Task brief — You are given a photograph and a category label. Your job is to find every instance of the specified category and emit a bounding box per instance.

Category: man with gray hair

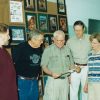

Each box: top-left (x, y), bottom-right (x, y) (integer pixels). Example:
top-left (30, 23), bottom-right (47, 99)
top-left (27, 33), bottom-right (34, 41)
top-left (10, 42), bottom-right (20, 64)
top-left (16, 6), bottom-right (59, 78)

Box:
top-left (13, 29), bottom-right (44, 100)
top-left (41, 30), bottom-right (74, 100)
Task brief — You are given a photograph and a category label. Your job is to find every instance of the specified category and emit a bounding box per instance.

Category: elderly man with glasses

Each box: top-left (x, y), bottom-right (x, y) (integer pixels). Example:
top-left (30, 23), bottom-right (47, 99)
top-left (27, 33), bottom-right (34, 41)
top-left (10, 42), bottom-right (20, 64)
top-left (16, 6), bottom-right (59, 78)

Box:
top-left (41, 30), bottom-right (74, 100)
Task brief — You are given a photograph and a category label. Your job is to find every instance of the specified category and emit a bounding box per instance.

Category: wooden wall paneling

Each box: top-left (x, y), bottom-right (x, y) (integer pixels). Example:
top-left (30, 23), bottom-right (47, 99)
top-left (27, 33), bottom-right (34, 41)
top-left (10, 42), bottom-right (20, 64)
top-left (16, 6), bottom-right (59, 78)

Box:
top-left (47, 2), bottom-right (57, 15)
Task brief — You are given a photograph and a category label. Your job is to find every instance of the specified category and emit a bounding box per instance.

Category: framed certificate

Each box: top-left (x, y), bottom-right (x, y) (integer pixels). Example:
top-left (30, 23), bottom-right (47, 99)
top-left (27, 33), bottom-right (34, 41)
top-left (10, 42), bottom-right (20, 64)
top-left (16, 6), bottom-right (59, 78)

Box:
top-left (9, 1), bottom-right (24, 24)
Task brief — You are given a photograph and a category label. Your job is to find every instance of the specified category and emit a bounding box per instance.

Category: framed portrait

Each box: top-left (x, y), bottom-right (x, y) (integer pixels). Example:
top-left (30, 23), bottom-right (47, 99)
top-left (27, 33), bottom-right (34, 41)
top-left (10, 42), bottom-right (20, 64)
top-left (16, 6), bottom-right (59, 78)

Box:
top-left (48, 15), bottom-right (58, 33)
top-left (9, 1), bottom-right (24, 24)
top-left (9, 26), bottom-right (26, 43)
top-left (25, 12), bottom-right (37, 31)
top-left (37, 0), bottom-right (47, 12)
top-left (24, 0), bottom-right (35, 11)
top-left (58, 15), bottom-right (68, 33)
top-left (38, 14), bottom-right (48, 32)
top-left (57, 0), bottom-right (66, 15)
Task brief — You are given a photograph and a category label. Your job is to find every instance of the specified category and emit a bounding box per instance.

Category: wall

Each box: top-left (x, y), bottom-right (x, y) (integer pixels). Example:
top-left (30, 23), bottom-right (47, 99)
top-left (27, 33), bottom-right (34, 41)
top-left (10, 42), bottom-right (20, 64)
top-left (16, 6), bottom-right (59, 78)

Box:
top-left (65, 0), bottom-right (100, 37)
top-left (47, 0), bottom-right (56, 2)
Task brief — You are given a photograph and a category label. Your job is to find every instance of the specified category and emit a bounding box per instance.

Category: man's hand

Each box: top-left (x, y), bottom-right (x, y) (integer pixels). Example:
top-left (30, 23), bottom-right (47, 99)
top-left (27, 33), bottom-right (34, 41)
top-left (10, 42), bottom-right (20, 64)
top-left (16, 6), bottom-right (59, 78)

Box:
top-left (52, 73), bottom-right (61, 79)
top-left (83, 83), bottom-right (88, 93)
top-left (75, 66), bottom-right (81, 73)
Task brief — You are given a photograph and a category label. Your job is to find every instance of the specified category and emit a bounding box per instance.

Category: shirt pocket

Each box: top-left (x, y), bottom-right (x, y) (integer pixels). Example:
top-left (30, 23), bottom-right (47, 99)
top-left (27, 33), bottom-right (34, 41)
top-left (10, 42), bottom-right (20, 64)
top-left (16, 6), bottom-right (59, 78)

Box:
top-left (62, 55), bottom-right (70, 66)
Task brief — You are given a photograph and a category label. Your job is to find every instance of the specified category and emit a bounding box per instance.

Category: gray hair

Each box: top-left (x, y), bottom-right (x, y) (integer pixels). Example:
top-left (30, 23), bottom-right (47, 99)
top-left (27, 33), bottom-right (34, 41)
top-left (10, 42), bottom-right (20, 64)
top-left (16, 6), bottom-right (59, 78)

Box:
top-left (53, 30), bottom-right (65, 38)
top-left (28, 29), bottom-right (43, 40)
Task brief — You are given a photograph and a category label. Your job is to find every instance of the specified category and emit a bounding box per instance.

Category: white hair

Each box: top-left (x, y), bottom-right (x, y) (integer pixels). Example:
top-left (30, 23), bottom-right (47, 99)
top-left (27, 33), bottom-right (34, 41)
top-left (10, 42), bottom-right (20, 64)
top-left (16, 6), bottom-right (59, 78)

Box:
top-left (53, 30), bottom-right (65, 38)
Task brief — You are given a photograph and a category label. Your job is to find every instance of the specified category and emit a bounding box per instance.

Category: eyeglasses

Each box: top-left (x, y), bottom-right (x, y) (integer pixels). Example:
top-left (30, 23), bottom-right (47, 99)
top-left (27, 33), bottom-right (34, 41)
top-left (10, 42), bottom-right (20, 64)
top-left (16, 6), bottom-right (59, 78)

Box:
top-left (54, 38), bottom-right (65, 42)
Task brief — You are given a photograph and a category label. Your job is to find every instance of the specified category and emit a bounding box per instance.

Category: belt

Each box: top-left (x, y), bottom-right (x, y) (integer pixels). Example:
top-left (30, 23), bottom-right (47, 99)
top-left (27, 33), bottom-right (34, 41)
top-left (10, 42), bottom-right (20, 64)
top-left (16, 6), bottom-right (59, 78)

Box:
top-left (75, 63), bottom-right (87, 66)
top-left (18, 75), bottom-right (38, 80)
top-left (49, 76), bottom-right (66, 79)
top-left (59, 77), bottom-right (66, 79)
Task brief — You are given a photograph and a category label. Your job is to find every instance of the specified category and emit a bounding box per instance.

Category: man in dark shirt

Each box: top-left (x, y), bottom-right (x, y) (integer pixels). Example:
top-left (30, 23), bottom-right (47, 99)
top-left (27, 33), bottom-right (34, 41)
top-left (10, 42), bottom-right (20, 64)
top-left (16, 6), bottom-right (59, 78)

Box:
top-left (13, 30), bottom-right (44, 100)
top-left (0, 23), bottom-right (18, 100)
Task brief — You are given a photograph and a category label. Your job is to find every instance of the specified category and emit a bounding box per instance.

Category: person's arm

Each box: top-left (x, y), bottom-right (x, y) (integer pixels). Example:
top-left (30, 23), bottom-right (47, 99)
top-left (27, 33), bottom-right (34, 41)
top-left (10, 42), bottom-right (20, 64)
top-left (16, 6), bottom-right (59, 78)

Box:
top-left (42, 67), bottom-right (52, 76)
top-left (83, 76), bottom-right (88, 93)
top-left (66, 44), bottom-right (75, 70)
top-left (43, 67), bottom-right (61, 79)
top-left (69, 49), bottom-right (75, 69)
top-left (11, 44), bottom-right (22, 73)
top-left (84, 62), bottom-right (89, 93)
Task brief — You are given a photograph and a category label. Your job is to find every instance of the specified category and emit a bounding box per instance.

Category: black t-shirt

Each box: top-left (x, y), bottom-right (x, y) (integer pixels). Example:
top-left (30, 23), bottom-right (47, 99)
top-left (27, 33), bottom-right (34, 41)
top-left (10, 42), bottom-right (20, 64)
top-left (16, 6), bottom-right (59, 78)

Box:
top-left (13, 42), bottom-right (43, 78)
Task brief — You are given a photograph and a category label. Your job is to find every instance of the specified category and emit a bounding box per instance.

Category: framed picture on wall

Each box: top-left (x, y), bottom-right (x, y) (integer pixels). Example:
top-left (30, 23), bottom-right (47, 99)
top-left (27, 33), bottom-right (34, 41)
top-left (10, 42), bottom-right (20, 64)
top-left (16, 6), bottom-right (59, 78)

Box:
top-left (25, 12), bottom-right (37, 32)
top-left (38, 14), bottom-right (48, 32)
top-left (58, 15), bottom-right (68, 33)
top-left (9, 26), bottom-right (26, 43)
top-left (57, 0), bottom-right (66, 15)
top-left (9, 1), bottom-right (24, 24)
top-left (48, 15), bottom-right (58, 33)
top-left (24, 0), bottom-right (35, 11)
top-left (37, 0), bottom-right (47, 12)
top-left (44, 34), bottom-right (53, 48)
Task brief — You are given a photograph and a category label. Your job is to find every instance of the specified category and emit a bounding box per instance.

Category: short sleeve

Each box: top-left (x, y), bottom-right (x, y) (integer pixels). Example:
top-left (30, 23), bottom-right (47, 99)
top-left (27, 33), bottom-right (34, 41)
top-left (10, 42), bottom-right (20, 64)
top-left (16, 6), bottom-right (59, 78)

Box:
top-left (41, 48), bottom-right (50, 68)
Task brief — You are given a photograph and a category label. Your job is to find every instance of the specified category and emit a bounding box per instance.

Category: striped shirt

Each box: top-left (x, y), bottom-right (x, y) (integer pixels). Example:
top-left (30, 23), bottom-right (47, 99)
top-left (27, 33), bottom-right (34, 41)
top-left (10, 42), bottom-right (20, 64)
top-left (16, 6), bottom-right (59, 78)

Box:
top-left (88, 51), bottom-right (100, 83)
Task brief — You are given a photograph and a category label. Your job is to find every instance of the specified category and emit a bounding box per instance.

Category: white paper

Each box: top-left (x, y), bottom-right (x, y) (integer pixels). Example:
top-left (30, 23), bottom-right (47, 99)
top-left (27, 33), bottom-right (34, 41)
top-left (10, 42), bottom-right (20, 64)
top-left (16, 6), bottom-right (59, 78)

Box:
top-left (10, 1), bottom-right (23, 23)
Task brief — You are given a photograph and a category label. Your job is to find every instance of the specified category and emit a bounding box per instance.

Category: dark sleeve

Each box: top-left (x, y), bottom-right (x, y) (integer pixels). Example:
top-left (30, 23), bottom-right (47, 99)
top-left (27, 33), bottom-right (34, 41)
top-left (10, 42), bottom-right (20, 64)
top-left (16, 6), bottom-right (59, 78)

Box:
top-left (11, 45), bottom-right (21, 63)
top-left (11, 44), bottom-right (23, 73)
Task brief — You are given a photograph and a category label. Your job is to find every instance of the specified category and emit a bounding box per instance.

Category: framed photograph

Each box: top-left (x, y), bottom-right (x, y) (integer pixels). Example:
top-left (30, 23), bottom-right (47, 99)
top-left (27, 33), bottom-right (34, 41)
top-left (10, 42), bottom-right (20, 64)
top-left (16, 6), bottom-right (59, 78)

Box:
top-left (9, 26), bottom-right (26, 43)
top-left (25, 12), bottom-right (37, 31)
top-left (9, 1), bottom-right (24, 23)
top-left (44, 34), bottom-right (53, 47)
top-left (58, 15), bottom-right (68, 33)
top-left (57, 0), bottom-right (66, 15)
top-left (38, 14), bottom-right (48, 32)
top-left (48, 15), bottom-right (58, 33)
top-left (24, 0), bottom-right (35, 11)
top-left (37, 0), bottom-right (47, 12)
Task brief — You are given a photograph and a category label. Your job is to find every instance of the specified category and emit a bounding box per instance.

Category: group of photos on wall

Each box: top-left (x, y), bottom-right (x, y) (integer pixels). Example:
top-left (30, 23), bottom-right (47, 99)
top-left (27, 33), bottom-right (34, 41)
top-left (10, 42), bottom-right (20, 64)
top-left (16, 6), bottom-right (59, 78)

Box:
top-left (25, 12), bottom-right (68, 33)
top-left (9, 0), bottom-right (68, 46)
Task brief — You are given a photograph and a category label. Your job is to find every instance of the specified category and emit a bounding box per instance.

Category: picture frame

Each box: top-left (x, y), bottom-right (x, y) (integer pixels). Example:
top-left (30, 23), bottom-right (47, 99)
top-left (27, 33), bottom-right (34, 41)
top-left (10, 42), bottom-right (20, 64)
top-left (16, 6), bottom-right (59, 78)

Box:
top-left (9, 1), bottom-right (24, 24)
top-left (37, 0), bottom-right (47, 12)
top-left (58, 15), bottom-right (68, 33)
top-left (25, 12), bottom-right (37, 32)
top-left (38, 14), bottom-right (48, 32)
top-left (9, 26), bottom-right (26, 44)
top-left (48, 15), bottom-right (58, 33)
top-left (57, 0), bottom-right (66, 15)
top-left (44, 34), bottom-right (53, 47)
top-left (24, 0), bottom-right (35, 11)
